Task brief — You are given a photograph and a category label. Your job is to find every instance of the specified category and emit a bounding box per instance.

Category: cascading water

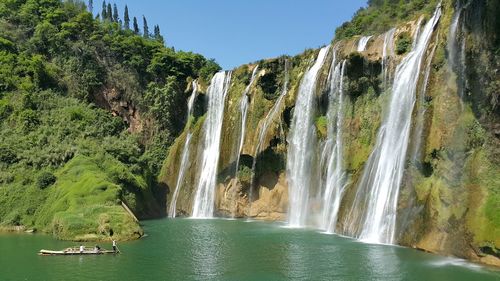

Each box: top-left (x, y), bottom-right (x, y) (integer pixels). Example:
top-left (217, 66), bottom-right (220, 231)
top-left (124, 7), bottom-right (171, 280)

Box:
top-left (412, 17), bottom-right (424, 49)
top-left (357, 36), bottom-right (372, 52)
top-left (230, 66), bottom-right (259, 217)
top-left (192, 71), bottom-right (232, 218)
top-left (287, 46), bottom-right (330, 227)
top-left (411, 40), bottom-right (438, 163)
top-left (320, 55), bottom-right (347, 233)
top-left (233, 66), bottom-right (259, 178)
top-left (168, 81), bottom-right (198, 218)
top-left (448, 0), bottom-right (471, 100)
top-left (382, 28), bottom-right (396, 89)
top-left (251, 60), bottom-right (289, 185)
top-left (247, 60), bottom-right (289, 209)
top-left (344, 6), bottom-right (441, 244)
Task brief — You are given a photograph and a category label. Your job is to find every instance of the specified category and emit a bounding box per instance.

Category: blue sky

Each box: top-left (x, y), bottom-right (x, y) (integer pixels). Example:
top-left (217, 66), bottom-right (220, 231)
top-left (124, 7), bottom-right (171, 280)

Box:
top-left (93, 0), bottom-right (367, 69)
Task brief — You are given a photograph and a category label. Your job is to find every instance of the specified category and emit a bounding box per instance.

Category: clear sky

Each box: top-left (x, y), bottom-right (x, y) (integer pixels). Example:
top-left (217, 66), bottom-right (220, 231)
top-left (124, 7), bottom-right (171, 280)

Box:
top-left (94, 0), bottom-right (367, 69)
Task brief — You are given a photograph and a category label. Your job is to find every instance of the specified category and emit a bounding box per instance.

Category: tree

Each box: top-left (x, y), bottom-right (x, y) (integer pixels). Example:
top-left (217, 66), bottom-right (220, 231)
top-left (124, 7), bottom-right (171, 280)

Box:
top-left (143, 16), bottom-right (149, 38)
top-left (133, 16), bottom-right (139, 34)
top-left (101, 1), bottom-right (107, 20)
top-left (107, 3), bottom-right (112, 21)
top-left (124, 5), bottom-right (130, 30)
top-left (88, 0), bottom-right (93, 13)
top-left (113, 3), bottom-right (119, 23)
top-left (153, 25), bottom-right (164, 43)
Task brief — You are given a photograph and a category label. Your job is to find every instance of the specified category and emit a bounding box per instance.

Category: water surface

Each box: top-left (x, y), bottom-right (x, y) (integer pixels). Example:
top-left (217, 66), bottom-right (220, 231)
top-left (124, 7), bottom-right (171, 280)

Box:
top-left (0, 219), bottom-right (498, 280)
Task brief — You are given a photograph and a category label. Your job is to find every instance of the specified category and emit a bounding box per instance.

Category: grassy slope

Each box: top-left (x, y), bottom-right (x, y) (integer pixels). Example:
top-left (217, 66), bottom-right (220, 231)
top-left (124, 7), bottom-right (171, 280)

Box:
top-left (0, 90), bottom-right (158, 240)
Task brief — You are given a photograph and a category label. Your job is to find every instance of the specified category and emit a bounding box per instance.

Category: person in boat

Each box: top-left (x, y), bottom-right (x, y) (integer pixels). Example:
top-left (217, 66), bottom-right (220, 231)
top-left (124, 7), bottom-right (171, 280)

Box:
top-left (94, 245), bottom-right (101, 253)
top-left (112, 240), bottom-right (117, 253)
top-left (79, 244), bottom-right (84, 253)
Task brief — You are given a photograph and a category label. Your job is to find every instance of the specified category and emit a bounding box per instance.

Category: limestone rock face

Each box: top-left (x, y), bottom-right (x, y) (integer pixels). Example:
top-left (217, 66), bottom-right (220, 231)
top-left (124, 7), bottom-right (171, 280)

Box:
top-left (215, 172), bottom-right (288, 221)
top-left (246, 172), bottom-right (288, 221)
top-left (93, 87), bottom-right (145, 133)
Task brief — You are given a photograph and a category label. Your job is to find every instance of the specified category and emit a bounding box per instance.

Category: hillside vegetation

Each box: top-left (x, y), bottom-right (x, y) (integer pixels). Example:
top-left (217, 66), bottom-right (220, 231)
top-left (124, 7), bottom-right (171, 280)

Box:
top-left (0, 0), bottom-right (219, 240)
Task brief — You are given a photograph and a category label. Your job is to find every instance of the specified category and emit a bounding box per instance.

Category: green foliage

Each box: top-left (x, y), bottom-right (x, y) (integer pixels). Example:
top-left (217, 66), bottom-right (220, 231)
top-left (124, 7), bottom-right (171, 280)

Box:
top-left (237, 165), bottom-right (253, 185)
top-left (0, 89), bottom-right (160, 238)
top-left (466, 120), bottom-right (486, 150)
top-left (345, 53), bottom-right (382, 98)
top-left (396, 32), bottom-right (412, 55)
top-left (34, 155), bottom-right (145, 240)
top-left (36, 171), bottom-right (56, 189)
top-left (315, 115), bottom-right (328, 139)
top-left (334, 0), bottom-right (438, 41)
top-left (258, 59), bottom-right (286, 100)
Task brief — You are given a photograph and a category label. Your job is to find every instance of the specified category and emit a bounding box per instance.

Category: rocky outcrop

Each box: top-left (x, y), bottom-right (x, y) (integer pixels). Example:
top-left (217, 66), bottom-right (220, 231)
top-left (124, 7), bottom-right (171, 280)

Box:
top-left (92, 87), bottom-right (145, 133)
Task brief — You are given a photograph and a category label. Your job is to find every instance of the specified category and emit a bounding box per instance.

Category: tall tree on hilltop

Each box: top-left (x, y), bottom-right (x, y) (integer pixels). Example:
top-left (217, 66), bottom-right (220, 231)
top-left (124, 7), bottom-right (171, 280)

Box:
top-left (124, 5), bottom-right (130, 30)
top-left (154, 25), bottom-right (164, 43)
top-left (133, 16), bottom-right (139, 34)
top-left (101, 1), bottom-right (107, 20)
top-left (88, 0), bottom-right (93, 13)
top-left (107, 3), bottom-right (112, 21)
top-left (143, 16), bottom-right (149, 38)
top-left (113, 3), bottom-right (119, 23)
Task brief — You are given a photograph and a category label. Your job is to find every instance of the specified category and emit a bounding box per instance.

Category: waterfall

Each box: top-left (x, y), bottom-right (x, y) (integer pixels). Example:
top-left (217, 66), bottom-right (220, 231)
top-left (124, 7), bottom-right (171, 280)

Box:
top-left (249, 60), bottom-right (289, 206)
top-left (192, 71), bottom-right (232, 218)
top-left (233, 66), bottom-right (259, 178)
top-left (344, 6), bottom-right (441, 244)
top-left (287, 46), bottom-right (330, 227)
top-left (253, 63), bottom-right (289, 158)
top-left (320, 55), bottom-right (347, 233)
top-left (231, 66), bottom-right (259, 217)
top-left (249, 60), bottom-right (289, 204)
top-left (357, 36), bottom-right (372, 52)
top-left (411, 39), bottom-right (438, 163)
top-left (412, 17), bottom-right (424, 49)
top-left (168, 81), bottom-right (198, 218)
top-left (382, 28), bottom-right (396, 90)
top-left (448, 0), bottom-right (471, 100)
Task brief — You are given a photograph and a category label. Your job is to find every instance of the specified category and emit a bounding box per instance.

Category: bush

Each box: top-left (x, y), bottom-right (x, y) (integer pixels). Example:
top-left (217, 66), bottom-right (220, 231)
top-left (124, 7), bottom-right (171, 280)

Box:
top-left (36, 171), bottom-right (56, 189)
top-left (315, 115), bottom-right (328, 139)
top-left (396, 32), bottom-right (412, 55)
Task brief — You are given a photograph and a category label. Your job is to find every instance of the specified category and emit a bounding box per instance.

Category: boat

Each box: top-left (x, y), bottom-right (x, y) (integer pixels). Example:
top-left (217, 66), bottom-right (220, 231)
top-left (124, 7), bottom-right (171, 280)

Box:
top-left (38, 246), bottom-right (119, 256)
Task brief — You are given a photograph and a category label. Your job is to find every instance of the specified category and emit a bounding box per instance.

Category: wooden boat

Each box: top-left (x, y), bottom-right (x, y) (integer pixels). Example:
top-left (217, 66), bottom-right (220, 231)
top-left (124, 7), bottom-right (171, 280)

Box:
top-left (39, 247), bottom-right (118, 256)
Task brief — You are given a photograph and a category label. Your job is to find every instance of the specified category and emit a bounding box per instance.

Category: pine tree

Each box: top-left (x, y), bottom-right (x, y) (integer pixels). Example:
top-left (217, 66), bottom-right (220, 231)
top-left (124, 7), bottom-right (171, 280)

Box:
top-left (153, 25), bottom-right (164, 43)
top-left (124, 5), bottom-right (130, 30)
top-left (133, 17), bottom-right (139, 34)
top-left (153, 25), bottom-right (159, 38)
top-left (101, 1), bottom-right (107, 20)
top-left (88, 0), bottom-right (93, 13)
top-left (107, 3), bottom-right (112, 21)
top-left (143, 16), bottom-right (149, 38)
top-left (113, 3), bottom-right (119, 23)
top-left (95, 13), bottom-right (100, 20)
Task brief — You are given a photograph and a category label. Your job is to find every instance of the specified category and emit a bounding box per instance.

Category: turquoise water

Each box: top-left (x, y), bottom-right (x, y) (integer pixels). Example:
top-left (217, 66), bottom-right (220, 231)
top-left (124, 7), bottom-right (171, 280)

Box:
top-left (0, 219), bottom-right (498, 280)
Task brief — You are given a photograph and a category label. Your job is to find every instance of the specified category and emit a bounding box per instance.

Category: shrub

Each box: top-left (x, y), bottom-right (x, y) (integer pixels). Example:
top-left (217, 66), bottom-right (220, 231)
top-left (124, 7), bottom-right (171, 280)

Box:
top-left (396, 32), bottom-right (412, 55)
top-left (36, 171), bottom-right (56, 189)
top-left (315, 115), bottom-right (328, 139)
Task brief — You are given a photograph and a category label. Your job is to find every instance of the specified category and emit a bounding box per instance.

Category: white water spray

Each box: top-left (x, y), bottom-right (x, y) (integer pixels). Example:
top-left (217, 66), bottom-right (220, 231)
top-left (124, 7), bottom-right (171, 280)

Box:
top-left (357, 36), bottom-right (373, 52)
top-left (320, 56), bottom-right (347, 233)
top-left (233, 66), bottom-right (259, 177)
top-left (192, 72), bottom-right (232, 218)
top-left (169, 81), bottom-right (198, 218)
top-left (287, 46), bottom-right (330, 227)
top-left (345, 6), bottom-right (441, 244)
